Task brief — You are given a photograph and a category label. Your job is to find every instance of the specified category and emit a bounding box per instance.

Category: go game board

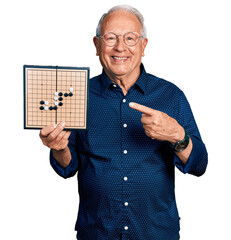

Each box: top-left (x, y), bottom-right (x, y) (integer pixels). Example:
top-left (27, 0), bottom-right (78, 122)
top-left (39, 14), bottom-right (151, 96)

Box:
top-left (24, 65), bottom-right (89, 130)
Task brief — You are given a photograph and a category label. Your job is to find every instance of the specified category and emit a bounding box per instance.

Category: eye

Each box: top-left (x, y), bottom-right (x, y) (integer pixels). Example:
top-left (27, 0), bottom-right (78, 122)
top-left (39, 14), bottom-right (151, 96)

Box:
top-left (108, 36), bottom-right (116, 40)
top-left (124, 33), bottom-right (138, 45)
top-left (104, 33), bottom-right (116, 41)
top-left (127, 37), bottom-right (134, 41)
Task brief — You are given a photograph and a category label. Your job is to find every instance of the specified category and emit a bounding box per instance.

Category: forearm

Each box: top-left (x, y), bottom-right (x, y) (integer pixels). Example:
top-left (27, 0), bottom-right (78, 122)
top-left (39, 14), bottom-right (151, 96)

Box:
top-left (52, 146), bottom-right (72, 168)
top-left (175, 137), bottom-right (193, 164)
top-left (169, 124), bottom-right (193, 165)
top-left (50, 131), bottom-right (79, 178)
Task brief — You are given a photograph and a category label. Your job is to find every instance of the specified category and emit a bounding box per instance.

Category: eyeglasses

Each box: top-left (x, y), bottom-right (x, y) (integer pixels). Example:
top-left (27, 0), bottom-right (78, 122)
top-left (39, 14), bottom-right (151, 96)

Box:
top-left (98, 32), bottom-right (143, 47)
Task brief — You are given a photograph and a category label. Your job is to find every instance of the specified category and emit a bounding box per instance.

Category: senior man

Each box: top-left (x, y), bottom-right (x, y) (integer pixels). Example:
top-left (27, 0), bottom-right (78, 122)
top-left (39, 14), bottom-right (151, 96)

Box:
top-left (40, 5), bottom-right (208, 240)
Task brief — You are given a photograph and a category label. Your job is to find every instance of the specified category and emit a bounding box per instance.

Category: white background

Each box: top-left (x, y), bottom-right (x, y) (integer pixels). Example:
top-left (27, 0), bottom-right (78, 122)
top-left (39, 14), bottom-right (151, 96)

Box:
top-left (0, 0), bottom-right (230, 239)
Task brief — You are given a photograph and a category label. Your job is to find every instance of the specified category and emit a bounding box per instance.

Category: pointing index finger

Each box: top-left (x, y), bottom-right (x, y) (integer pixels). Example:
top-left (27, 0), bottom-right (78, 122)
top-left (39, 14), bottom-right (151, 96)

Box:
top-left (129, 102), bottom-right (153, 116)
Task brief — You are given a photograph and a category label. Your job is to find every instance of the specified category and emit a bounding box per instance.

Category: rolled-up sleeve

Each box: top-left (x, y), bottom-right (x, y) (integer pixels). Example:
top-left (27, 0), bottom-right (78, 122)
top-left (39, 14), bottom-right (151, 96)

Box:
top-left (174, 90), bottom-right (208, 176)
top-left (50, 131), bottom-right (79, 178)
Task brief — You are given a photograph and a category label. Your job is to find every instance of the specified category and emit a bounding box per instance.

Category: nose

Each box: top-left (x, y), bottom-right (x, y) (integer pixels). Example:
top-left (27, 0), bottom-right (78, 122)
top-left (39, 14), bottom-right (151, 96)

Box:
top-left (114, 35), bottom-right (126, 51)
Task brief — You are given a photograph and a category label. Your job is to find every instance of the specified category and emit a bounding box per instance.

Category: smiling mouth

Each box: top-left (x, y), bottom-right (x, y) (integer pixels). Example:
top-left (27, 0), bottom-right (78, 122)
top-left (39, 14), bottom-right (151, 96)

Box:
top-left (112, 56), bottom-right (128, 61)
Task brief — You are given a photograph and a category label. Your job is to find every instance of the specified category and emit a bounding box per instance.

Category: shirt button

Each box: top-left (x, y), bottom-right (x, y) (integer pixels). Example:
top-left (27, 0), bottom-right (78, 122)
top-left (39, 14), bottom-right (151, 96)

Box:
top-left (123, 123), bottom-right (127, 128)
top-left (123, 99), bottom-right (126, 103)
top-left (124, 226), bottom-right (128, 230)
top-left (113, 84), bottom-right (117, 88)
top-left (124, 177), bottom-right (128, 181)
top-left (124, 202), bottom-right (128, 206)
top-left (123, 150), bottom-right (127, 154)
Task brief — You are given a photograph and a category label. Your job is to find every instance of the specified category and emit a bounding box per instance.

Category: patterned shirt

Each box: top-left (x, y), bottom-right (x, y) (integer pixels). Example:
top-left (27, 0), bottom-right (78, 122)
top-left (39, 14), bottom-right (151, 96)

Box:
top-left (50, 64), bottom-right (208, 240)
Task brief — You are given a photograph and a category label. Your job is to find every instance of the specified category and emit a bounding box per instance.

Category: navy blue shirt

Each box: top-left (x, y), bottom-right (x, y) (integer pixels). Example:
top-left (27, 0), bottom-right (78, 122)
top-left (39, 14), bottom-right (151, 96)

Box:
top-left (50, 64), bottom-right (208, 240)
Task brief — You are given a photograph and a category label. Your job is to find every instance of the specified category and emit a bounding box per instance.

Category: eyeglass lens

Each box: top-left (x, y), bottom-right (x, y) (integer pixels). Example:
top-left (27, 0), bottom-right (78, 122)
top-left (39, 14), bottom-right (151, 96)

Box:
top-left (103, 32), bottom-right (140, 46)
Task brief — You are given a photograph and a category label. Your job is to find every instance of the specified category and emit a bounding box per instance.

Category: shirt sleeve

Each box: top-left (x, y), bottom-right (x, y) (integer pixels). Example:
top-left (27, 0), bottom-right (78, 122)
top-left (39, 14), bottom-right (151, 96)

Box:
top-left (50, 131), bottom-right (79, 179)
top-left (174, 90), bottom-right (208, 176)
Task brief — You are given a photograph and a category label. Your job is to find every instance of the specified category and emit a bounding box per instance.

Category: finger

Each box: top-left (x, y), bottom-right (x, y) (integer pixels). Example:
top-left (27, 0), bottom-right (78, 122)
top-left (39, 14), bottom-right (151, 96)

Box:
top-left (52, 132), bottom-right (71, 151)
top-left (56, 139), bottom-right (69, 151)
top-left (141, 114), bottom-right (154, 125)
top-left (129, 102), bottom-right (153, 116)
top-left (46, 122), bottom-right (66, 142)
top-left (56, 131), bottom-right (71, 142)
top-left (144, 130), bottom-right (155, 140)
top-left (63, 131), bottom-right (72, 140)
top-left (55, 129), bottom-right (67, 142)
top-left (40, 124), bottom-right (57, 138)
top-left (143, 124), bottom-right (156, 133)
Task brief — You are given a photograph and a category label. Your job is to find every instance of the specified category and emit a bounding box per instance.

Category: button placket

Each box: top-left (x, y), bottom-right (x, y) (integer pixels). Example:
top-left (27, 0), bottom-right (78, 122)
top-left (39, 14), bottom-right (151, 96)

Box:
top-left (120, 96), bottom-right (131, 236)
top-left (121, 97), bottom-right (128, 157)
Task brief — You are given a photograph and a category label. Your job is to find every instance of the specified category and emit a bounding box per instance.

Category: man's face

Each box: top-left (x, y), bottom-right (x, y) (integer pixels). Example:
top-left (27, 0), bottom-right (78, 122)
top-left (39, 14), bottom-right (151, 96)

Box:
top-left (94, 10), bottom-right (148, 80)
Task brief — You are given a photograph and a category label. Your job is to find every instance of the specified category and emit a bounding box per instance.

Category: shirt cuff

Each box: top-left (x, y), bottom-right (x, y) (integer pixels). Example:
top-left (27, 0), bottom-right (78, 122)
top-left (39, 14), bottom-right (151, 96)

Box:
top-left (50, 147), bottom-right (78, 179)
top-left (174, 135), bottom-right (208, 176)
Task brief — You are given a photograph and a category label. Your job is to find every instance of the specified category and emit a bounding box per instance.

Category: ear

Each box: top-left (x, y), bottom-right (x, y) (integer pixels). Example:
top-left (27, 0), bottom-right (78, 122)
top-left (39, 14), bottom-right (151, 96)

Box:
top-left (93, 36), bottom-right (100, 56)
top-left (141, 38), bottom-right (148, 57)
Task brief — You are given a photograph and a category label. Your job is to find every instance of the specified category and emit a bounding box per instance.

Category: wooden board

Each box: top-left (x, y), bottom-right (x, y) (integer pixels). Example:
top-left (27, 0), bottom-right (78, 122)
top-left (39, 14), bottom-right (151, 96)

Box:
top-left (24, 65), bottom-right (89, 130)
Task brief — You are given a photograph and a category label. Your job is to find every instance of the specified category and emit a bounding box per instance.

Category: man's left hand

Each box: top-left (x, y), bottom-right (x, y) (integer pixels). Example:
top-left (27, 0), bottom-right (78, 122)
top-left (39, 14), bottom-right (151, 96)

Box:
top-left (129, 102), bottom-right (184, 144)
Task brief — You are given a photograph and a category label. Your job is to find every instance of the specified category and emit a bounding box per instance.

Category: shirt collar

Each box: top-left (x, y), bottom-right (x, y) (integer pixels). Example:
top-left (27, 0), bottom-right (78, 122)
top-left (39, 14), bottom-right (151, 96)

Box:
top-left (99, 63), bottom-right (148, 95)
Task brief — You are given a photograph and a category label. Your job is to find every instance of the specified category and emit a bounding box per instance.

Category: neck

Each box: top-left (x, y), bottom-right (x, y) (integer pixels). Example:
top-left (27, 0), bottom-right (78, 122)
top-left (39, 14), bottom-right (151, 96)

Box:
top-left (113, 76), bottom-right (137, 95)
top-left (105, 68), bottom-right (141, 96)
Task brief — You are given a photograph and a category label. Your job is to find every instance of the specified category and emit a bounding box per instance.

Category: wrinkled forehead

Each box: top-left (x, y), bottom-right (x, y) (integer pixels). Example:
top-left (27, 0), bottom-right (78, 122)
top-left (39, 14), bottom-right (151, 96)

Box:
top-left (100, 10), bottom-right (142, 35)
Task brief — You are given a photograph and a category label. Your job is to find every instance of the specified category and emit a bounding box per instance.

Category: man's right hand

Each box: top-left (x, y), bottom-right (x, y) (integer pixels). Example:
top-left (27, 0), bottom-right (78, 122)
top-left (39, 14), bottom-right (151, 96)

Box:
top-left (39, 122), bottom-right (72, 168)
top-left (39, 122), bottom-right (71, 151)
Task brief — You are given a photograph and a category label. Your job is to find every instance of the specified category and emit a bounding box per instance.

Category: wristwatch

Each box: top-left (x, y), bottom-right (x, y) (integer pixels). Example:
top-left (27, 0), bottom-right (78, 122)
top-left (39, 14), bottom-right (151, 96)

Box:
top-left (171, 129), bottom-right (190, 152)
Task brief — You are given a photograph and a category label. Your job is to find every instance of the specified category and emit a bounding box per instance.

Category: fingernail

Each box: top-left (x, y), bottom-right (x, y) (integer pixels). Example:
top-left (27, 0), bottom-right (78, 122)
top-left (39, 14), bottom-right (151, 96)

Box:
top-left (54, 124), bottom-right (57, 129)
top-left (129, 102), bottom-right (134, 107)
top-left (61, 121), bottom-right (66, 127)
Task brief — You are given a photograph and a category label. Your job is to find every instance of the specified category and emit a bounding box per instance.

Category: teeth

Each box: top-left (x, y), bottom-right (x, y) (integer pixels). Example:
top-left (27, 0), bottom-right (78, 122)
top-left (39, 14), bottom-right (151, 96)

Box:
top-left (113, 57), bottom-right (127, 60)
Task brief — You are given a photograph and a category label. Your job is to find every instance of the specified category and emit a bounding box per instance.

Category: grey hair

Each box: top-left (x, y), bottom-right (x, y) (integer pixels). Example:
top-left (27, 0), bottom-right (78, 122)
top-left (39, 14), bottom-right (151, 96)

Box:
top-left (96, 5), bottom-right (147, 38)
